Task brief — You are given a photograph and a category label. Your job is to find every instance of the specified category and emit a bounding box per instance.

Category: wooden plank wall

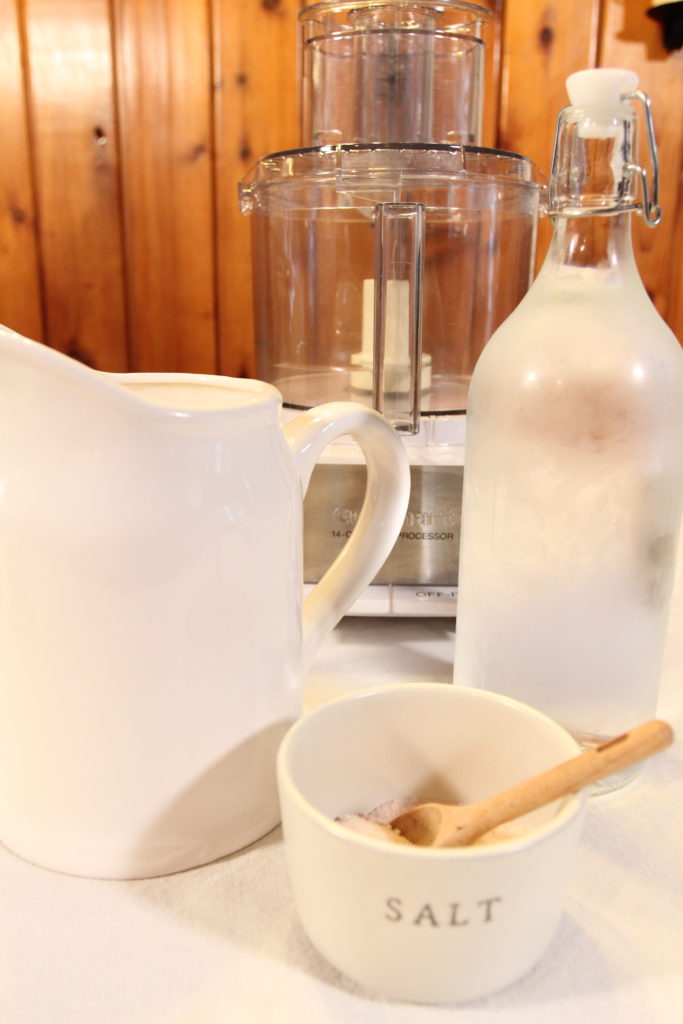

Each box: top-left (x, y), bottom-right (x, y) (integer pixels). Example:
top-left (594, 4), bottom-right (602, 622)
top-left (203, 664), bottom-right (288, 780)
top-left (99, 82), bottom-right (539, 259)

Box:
top-left (0, 0), bottom-right (681, 376)
top-left (499, 0), bottom-right (683, 336)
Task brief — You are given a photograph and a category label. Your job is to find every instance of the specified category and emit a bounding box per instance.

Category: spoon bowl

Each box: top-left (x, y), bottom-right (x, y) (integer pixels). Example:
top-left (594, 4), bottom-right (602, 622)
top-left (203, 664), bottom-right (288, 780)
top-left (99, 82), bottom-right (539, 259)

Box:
top-left (391, 718), bottom-right (674, 847)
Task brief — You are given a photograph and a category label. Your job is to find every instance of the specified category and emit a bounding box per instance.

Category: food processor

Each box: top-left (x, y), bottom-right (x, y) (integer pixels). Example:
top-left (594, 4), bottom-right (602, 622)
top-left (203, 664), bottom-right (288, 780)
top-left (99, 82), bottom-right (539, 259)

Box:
top-left (239, 0), bottom-right (545, 615)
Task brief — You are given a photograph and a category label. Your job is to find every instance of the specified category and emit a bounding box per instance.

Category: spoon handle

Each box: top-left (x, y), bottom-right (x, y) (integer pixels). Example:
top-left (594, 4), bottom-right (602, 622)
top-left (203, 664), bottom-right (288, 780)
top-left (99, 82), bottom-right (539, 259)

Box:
top-left (469, 718), bottom-right (673, 839)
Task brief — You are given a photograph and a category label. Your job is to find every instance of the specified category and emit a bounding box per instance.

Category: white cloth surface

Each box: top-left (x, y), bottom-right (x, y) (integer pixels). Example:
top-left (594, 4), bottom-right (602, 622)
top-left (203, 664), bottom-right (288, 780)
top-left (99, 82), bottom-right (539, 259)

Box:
top-left (2, 557), bottom-right (682, 1023)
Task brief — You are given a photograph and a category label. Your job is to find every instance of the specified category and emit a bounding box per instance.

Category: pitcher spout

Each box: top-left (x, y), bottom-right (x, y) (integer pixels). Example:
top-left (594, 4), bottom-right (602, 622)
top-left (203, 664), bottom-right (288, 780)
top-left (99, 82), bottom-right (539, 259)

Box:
top-left (0, 323), bottom-right (279, 419)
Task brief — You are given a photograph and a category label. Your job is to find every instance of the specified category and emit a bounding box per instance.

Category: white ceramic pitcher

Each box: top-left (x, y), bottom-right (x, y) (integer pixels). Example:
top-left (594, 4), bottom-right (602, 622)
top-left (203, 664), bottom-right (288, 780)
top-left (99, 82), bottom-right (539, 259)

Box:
top-left (0, 326), bottom-right (409, 879)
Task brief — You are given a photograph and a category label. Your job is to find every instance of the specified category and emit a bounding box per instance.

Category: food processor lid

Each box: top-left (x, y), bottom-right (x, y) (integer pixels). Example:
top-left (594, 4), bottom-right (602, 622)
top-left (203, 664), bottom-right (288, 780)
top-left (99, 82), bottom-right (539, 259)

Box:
top-left (299, 0), bottom-right (493, 27)
top-left (239, 143), bottom-right (546, 213)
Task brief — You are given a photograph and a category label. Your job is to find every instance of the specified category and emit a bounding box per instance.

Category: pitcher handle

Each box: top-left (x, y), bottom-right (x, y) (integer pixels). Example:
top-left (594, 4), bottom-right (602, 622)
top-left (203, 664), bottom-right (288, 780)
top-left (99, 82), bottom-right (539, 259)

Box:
top-left (285, 402), bottom-right (410, 672)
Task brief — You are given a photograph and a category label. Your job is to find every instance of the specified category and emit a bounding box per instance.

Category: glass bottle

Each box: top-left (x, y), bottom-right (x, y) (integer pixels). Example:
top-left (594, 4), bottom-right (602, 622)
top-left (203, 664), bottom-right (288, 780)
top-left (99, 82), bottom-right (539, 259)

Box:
top-left (453, 69), bottom-right (683, 788)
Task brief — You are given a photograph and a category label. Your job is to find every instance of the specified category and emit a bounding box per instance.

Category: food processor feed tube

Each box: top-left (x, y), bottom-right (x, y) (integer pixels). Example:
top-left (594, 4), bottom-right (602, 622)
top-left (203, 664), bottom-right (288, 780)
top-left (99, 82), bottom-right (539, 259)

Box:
top-left (300, 1), bottom-right (487, 147)
top-left (454, 69), bottom-right (683, 786)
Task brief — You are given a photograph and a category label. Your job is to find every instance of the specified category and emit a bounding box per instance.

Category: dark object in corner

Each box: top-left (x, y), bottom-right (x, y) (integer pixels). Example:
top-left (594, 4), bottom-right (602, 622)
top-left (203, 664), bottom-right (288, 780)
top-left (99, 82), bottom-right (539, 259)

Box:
top-left (647, 1), bottom-right (683, 51)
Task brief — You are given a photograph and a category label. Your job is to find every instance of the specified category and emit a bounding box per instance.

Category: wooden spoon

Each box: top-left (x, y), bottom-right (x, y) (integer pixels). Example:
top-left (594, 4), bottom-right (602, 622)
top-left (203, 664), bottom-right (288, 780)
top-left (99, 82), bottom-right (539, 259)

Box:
top-left (390, 718), bottom-right (674, 848)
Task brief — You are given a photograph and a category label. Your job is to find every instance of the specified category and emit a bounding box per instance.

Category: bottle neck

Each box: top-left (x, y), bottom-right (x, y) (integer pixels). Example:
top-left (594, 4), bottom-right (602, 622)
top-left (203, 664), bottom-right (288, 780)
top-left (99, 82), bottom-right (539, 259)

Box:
top-left (546, 211), bottom-right (636, 275)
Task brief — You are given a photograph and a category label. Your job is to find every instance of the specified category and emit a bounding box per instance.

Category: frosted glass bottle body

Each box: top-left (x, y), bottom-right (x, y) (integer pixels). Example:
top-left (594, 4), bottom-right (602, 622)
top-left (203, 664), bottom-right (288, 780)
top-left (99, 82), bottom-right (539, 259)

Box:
top-left (454, 215), bottom-right (683, 742)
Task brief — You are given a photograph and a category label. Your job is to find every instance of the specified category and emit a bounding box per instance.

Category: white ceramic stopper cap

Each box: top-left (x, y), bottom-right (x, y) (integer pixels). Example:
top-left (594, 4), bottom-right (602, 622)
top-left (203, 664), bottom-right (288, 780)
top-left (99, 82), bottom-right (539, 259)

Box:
top-left (566, 68), bottom-right (639, 108)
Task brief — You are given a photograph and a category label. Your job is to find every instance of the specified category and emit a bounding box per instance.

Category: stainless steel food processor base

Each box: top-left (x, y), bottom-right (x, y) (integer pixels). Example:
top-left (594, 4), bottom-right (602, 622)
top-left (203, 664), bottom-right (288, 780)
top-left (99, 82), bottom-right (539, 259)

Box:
top-left (304, 580), bottom-right (457, 617)
top-left (302, 456), bottom-right (462, 617)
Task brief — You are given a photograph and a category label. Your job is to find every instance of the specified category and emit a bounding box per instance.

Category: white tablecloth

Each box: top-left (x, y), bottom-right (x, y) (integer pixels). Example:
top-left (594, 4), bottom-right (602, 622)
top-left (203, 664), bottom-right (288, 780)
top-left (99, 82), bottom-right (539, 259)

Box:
top-left (2, 552), bottom-right (682, 1023)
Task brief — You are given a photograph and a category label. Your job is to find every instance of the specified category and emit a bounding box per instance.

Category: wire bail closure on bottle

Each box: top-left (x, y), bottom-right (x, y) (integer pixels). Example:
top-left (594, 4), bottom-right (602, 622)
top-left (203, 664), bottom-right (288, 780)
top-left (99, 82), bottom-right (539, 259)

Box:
top-left (623, 90), bottom-right (662, 226)
top-left (549, 85), bottom-right (662, 227)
